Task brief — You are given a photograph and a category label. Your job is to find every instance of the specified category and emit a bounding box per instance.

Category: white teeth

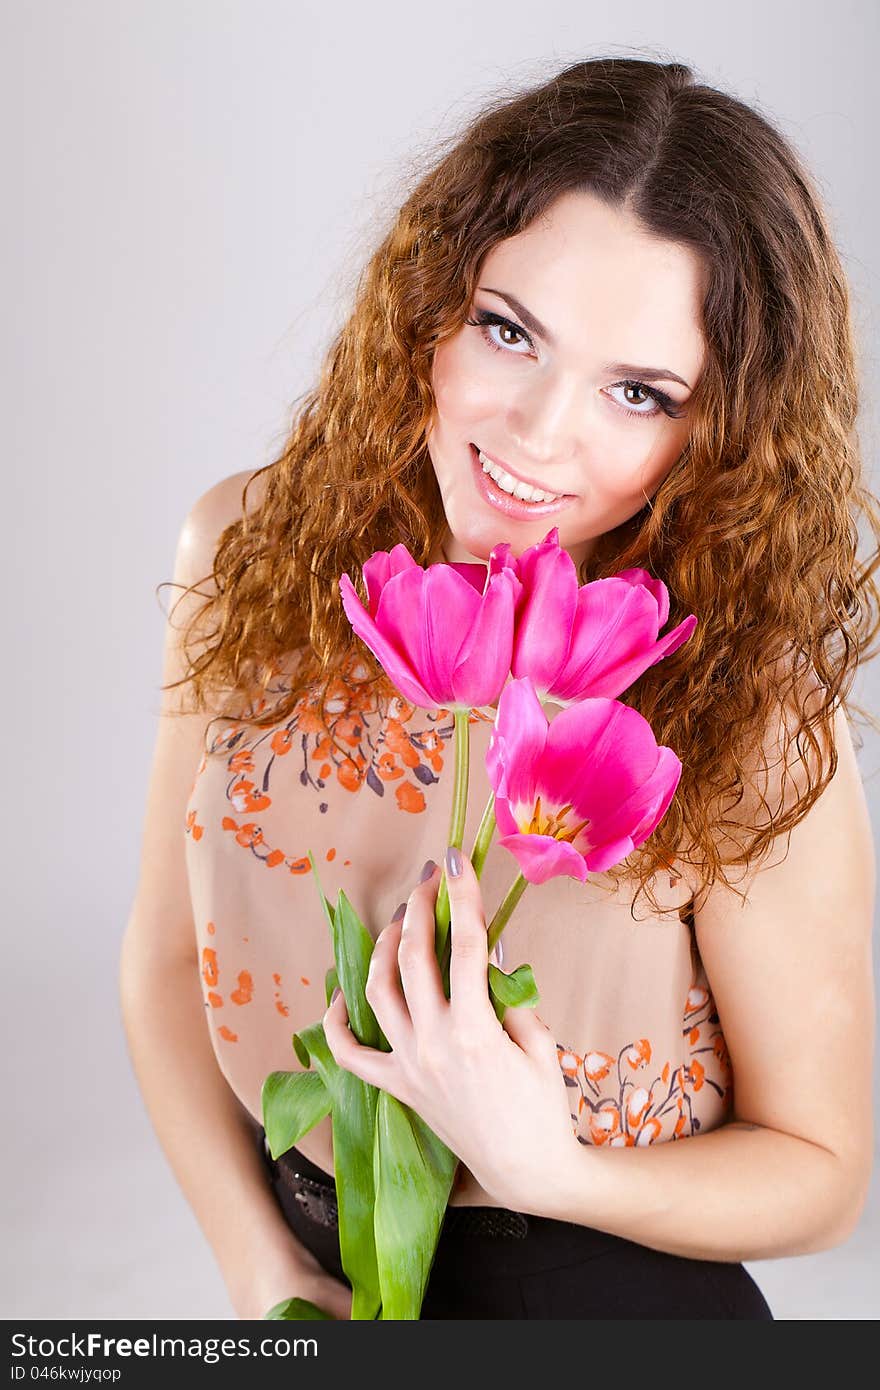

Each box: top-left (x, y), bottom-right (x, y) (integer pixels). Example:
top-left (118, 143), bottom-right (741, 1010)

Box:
top-left (477, 449), bottom-right (563, 503)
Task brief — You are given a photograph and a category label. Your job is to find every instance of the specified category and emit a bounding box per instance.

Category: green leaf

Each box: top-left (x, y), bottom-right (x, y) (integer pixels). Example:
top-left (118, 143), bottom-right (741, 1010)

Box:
top-left (293, 1020), bottom-right (382, 1321)
top-left (372, 1091), bottom-right (459, 1320)
top-left (333, 889), bottom-right (387, 1051)
top-left (263, 1296), bottom-right (335, 1320)
top-left (291, 1030), bottom-right (311, 1069)
top-left (324, 965), bottom-right (339, 1007)
top-left (261, 1070), bottom-right (332, 1160)
top-left (487, 960), bottom-right (540, 1021)
top-left (307, 848), bottom-right (338, 939)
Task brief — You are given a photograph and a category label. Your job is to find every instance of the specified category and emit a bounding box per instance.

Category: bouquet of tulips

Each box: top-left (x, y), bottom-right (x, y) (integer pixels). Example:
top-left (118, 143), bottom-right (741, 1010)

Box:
top-left (260, 526), bottom-right (696, 1320)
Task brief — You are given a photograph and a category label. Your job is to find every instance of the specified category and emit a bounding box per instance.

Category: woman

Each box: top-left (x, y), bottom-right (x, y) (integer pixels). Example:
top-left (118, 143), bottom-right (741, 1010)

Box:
top-left (120, 56), bottom-right (878, 1320)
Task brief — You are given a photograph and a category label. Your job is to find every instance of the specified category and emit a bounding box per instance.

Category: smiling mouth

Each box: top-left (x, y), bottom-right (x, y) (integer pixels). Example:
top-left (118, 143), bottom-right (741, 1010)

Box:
top-left (470, 443), bottom-right (577, 500)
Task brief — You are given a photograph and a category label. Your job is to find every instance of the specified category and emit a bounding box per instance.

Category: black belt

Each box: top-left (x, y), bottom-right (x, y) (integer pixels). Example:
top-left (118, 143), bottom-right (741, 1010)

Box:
top-left (266, 1139), bottom-right (529, 1240)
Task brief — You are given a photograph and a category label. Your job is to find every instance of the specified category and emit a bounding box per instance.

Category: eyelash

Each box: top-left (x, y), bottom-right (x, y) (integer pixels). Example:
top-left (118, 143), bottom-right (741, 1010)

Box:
top-left (463, 309), bottom-right (686, 421)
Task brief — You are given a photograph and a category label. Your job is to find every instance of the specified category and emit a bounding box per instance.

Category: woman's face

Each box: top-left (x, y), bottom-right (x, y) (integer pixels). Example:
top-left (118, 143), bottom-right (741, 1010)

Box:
top-left (425, 188), bottom-right (708, 570)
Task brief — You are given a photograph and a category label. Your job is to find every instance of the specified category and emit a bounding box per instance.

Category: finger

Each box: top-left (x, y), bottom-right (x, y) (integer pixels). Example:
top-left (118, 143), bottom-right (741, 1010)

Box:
top-left (501, 1002), bottom-right (558, 1060)
top-left (396, 872), bottom-right (448, 1033)
top-left (443, 845), bottom-right (495, 1023)
top-left (363, 917), bottom-right (413, 1050)
top-left (322, 989), bottom-right (398, 1091)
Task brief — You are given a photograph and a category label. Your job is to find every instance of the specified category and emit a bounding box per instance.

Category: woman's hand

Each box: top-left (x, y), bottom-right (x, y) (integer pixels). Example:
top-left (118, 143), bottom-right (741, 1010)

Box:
top-left (322, 850), bottom-right (577, 1214)
top-left (235, 1242), bottom-right (353, 1321)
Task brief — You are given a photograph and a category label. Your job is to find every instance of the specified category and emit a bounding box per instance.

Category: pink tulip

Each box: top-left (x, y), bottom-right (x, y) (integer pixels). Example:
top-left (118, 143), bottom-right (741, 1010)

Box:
top-left (339, 542), bottom-right (521, 712)
top-left (511, 528), bottom-right (697, 704)
top-left (485, 676), bottom-right (682, 882)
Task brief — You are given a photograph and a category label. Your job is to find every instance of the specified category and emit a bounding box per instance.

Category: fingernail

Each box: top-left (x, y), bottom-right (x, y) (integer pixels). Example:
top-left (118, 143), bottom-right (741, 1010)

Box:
top-left (418, 859), bottom-right (437, 883)
top-left (331, 986), bottom-right (341, 1003)
top-left (391, 901), bottom-right (407, 921)
top-left (445, 845), bottom-right (462, 878)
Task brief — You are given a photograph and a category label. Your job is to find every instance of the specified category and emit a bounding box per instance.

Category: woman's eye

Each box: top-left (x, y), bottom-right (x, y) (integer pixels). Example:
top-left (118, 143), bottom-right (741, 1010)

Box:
top-left (465, 311), bottom-right (684, 421)
top-left (607, 381), bottom-right (685, 421)
top-left (465, 311), bottom-right (533, 354)
top-left (607, 382), bottom-right (663, 417)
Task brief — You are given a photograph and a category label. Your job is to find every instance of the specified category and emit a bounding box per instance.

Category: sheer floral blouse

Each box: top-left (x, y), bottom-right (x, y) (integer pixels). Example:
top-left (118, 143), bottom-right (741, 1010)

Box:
top-left (184, 649), bottom-right (733, 1152)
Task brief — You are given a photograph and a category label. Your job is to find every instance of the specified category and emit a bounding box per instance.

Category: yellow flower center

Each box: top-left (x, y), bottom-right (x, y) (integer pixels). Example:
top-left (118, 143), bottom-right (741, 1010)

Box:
top-left (517, 794), bottom-right (589, 845)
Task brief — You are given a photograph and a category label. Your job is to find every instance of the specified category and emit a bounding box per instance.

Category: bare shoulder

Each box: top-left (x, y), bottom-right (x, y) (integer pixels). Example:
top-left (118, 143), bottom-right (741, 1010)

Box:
top-left (177, 466), bottom-right (270, 576)
top-left (693, 656), bottom-right (876, 935)
top-left (123, 467), bottom-right (274, 957)
top-left (703, 661), bottom-right (871, 891)
top-left (158, 467), bottom-right (273, 714)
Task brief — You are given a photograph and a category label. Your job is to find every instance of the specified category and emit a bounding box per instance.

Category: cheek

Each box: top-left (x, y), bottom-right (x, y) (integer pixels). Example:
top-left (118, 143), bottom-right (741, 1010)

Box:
top-left (574, 425), bottom-right (688, 521)
top-left (432, 339), bottom-right (496, 425)
top-left (610, 419), bottom-right (689, 492)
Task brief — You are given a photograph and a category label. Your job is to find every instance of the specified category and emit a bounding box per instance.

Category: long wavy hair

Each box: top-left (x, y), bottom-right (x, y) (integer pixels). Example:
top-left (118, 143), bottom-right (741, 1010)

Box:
top-left (161, 54), bottom-right (880, 921)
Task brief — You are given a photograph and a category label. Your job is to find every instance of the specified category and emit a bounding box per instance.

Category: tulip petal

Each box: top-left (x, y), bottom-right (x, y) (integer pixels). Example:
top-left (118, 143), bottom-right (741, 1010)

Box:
top-left (649, 613), bottom-right (698, 664)
top-left (339, 573), bottom-right (437, 709)
top-left (488, 541), bottom-right (518, 581)
top-left (492, 793), bottom-right (520, 840)
top-left (615, 567), bottom-right (670, 628)
top-left (511, 539), bottom-right (578, 692)
top-left (490, 678), bottom-right (551, 807)
top-left (363, 544), bottom-right (420, 616)
top-left (446, 561), bottom-right (489, 593)
top-left (596, 745), bottom-right (682, 848)
top-left (451, 568), bottom-right (519, 706)
top-left (582, 833), bottom-right (640, 873)
top-left (496, 831), bottom-right (589, 884)
top-left (419, 565), bottom-right (484, 695)
top-left (486, 729), bottom-right (511, 800)
top-left (576, 614), bottom-right (698, 700)
top-left (369, 567), bottom-right (465, 703)
top-left (552, 580), bottom-right (661, 701)
top-left (534, 699), bottom-right (657, 824)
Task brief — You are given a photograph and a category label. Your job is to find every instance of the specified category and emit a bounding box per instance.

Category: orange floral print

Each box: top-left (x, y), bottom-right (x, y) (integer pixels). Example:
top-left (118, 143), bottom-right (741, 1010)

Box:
top-left (185, 651), bottom-right (495, 874)
top-left (201, 948), bottom-right (218, 989)
top-left (230, 971), bottom-right (253, 1006)
top-left (187, 652), bottom-right (734, 1148)
top-left (273, 971), bottom-right (290, 1018)
top-left (557, 980), bottom-right (732, 1147)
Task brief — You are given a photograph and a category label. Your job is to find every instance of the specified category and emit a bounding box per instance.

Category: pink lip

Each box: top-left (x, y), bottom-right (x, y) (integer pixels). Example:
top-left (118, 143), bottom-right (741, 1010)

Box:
top-left (472, 444), bottom-right (577, 498)
top-left (469, 444), bottom-right (577, 521)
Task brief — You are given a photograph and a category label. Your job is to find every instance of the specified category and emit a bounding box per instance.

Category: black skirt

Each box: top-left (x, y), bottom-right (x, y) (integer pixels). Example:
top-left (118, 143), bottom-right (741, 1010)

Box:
top-left (249, 1114), bottom-right (773, 1320)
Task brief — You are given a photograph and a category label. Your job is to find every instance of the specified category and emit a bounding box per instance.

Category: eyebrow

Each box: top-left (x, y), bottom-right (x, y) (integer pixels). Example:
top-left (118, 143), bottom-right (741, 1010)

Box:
top-left (478, 286), bottom-right (693, 389)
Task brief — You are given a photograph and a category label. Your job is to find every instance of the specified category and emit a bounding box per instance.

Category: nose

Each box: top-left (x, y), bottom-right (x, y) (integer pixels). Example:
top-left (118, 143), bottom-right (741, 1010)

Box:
top-left (505, 371), bottom-right (582, 473)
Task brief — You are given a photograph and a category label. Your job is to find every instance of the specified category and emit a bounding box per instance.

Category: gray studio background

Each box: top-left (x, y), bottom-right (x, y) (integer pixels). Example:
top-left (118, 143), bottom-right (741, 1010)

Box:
top-left (3, 0), bottom-right (877, 1320)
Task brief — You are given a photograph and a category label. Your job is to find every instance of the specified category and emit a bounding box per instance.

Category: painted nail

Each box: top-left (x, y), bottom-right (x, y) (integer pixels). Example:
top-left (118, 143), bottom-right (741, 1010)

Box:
top-left (391, 901), bottom-right (407, 922)
top-left (331, 986), bottom-right (341, 1003)
top-left (419, 859), bottom-right (437, 882)
top-left (445, 845), bottom-right (462, 878)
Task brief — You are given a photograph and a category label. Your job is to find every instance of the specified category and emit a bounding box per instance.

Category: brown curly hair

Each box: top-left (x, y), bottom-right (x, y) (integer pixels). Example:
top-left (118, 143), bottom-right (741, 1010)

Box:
top-left (159, 54), bottom-right (880, 921)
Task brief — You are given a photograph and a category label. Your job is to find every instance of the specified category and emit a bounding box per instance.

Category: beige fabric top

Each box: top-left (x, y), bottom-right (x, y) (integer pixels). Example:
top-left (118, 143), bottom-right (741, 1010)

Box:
top-left (184, 649), bottom-right (733, 1153)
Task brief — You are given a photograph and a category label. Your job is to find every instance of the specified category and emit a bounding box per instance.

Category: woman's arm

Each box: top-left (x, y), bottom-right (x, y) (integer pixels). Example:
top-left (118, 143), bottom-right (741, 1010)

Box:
top-left (540, 1118), bottom-right (856, 1261)
top-left (539, 697), bottom-right (875, 1261)
top-left (120, 932), bottom-right (343, 1317)
top-left (321, 681), bottom-right (873, 1267)
top-left (121, 473), bottom-right (351, 1320)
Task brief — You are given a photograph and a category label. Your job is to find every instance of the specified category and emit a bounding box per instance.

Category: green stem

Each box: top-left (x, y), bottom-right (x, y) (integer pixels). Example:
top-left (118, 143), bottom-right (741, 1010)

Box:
top-left (485, 872), bottom-right (529, 955)
top-left (469, 792), bottom-right (497, 881)
top-left (434, 708), bottom-right (470, 993)
top-left (439, 789), bottom-right (498, 993)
